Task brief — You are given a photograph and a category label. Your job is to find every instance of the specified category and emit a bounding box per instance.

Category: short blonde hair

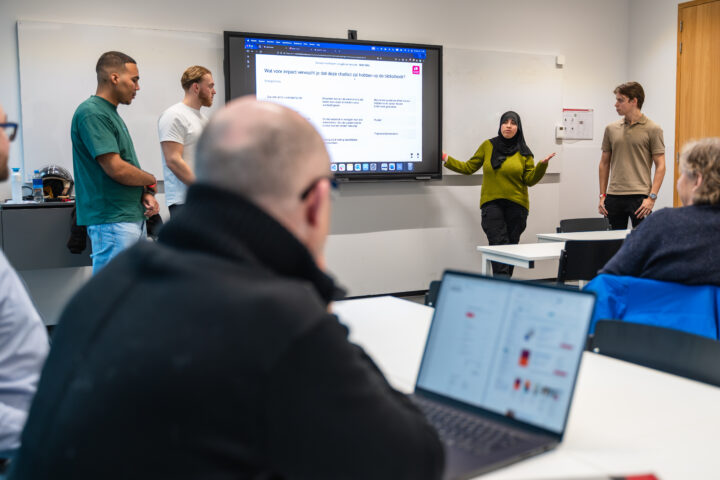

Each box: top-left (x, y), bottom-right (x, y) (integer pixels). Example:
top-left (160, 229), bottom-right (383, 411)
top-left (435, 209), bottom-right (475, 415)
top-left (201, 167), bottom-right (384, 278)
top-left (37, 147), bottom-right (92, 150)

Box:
top-left (680, 137), bottom-right (720, 205)
top-left (181, 66), bottom-right (211, 91)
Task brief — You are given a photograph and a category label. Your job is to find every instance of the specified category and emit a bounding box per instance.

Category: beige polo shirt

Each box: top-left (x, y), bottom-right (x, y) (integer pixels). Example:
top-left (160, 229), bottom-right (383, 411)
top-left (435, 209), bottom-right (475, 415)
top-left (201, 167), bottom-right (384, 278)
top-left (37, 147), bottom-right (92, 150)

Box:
top-left (601, 114), bottom-right (665, 195)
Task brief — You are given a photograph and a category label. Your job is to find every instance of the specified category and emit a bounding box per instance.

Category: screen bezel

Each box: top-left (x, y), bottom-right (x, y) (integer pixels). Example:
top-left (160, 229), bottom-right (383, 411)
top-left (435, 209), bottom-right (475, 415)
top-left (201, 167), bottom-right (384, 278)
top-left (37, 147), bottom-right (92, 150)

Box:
top-left (223, 31), bottom-right (443, 182)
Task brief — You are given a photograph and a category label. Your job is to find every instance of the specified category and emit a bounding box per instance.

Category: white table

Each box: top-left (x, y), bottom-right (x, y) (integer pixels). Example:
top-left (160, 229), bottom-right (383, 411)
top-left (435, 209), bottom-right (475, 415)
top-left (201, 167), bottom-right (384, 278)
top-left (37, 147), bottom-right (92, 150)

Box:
top-left (476, 242), bottom-right (565, 275)
top-left (476, 230), bottom-right (631, 276)
top-left (536, 229), bottom-right (631, 243)
top-left (333, 296), bottom-right (720, 480)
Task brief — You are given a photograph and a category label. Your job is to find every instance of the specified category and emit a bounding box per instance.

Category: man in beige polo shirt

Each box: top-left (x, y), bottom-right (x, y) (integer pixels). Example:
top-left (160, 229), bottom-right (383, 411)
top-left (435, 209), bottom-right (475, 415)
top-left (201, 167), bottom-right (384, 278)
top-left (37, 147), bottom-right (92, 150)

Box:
top-left (598, 81), bottom-right (666, 230)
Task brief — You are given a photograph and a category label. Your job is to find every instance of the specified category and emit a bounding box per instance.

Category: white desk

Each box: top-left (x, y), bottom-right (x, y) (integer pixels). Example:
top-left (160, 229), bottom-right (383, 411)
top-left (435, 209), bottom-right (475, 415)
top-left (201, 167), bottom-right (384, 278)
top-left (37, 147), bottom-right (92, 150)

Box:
top-left (476, 242), bottom-right (565, 275)
top-left (476, 230), bottom-right (631, 276)
top-left (536, 229), bottom-right (631, 243)
top-left (333, 296), bottom-right (720, 480)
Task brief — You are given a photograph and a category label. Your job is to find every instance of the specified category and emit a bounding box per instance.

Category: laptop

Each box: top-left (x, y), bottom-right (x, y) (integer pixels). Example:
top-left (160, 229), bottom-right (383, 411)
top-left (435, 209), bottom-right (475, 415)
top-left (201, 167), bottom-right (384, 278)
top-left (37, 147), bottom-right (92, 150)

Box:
top-left (413, 270), bottom-right (596, 480)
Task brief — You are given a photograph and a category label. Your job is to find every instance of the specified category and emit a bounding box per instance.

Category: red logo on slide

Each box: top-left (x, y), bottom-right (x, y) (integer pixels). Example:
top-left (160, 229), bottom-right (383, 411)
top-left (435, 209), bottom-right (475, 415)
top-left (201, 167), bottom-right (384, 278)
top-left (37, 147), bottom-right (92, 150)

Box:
top-left (412, 65), bottom-right (420, 74)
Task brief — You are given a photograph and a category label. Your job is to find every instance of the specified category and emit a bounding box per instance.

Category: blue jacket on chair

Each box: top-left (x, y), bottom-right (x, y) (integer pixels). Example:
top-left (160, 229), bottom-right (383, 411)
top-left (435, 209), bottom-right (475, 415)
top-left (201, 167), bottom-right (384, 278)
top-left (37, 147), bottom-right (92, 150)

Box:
top-left (584, 274), bottom-right (720, 340)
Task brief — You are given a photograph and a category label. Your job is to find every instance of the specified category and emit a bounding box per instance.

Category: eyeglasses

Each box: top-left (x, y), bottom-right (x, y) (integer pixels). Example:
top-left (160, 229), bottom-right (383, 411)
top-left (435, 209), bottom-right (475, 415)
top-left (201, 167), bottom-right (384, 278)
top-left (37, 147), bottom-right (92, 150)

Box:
top-left (299, 175), bottom-right (338, 200)
top-left (0, 123), bottom-right (18, 142)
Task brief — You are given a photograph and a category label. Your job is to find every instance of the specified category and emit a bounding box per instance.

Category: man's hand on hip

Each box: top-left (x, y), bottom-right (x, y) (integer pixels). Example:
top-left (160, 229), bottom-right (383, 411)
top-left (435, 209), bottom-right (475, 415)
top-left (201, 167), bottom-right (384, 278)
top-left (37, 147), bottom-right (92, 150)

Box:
top-left (634, 197), bottom-right (655, 219)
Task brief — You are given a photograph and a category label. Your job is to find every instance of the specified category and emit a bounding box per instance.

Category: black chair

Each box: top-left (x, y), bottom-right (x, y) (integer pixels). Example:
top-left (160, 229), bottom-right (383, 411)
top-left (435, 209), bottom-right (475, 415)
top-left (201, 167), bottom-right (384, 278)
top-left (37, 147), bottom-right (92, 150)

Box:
top-left (556, 217), bottom-right (610, 233)
top-left (590, 320), bottom-right (720, 387)
top-left (556, 239), bottom-right (624, 285)
top-left (424, 280), bottom-right (441, 307)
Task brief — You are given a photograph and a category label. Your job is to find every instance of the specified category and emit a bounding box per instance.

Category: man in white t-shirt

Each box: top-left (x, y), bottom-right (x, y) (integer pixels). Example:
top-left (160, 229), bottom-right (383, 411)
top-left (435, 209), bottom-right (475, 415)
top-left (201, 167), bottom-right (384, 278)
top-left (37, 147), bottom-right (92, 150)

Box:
top-left (158, 66), bottom-right (216, 216)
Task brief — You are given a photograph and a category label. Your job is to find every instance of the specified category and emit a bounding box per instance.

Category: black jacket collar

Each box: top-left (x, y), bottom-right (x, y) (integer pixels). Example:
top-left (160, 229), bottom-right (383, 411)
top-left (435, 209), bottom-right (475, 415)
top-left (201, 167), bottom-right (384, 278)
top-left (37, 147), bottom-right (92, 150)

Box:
top-left (158, 183), bottom-right (339, 304)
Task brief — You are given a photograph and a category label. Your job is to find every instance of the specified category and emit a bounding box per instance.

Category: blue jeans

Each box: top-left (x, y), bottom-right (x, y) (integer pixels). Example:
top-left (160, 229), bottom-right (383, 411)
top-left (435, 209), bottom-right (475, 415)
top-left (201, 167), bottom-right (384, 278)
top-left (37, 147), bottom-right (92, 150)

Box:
top-left (87, 221), bottom-right (146, 275)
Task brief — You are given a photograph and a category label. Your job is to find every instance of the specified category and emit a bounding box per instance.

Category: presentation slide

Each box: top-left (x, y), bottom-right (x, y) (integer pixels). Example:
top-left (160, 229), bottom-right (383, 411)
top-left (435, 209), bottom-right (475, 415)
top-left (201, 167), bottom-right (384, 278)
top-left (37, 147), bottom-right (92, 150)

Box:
top-left (224, 32), bottom-right (442, 180)
top-left (255, 54), bottom-right (423, 168)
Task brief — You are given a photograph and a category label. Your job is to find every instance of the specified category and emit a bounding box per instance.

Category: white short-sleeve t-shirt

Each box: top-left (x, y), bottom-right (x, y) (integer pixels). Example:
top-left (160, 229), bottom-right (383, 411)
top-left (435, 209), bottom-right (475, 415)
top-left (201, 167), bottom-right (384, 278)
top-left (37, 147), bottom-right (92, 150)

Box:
top-left (158, 103), bottom-right (208, 206)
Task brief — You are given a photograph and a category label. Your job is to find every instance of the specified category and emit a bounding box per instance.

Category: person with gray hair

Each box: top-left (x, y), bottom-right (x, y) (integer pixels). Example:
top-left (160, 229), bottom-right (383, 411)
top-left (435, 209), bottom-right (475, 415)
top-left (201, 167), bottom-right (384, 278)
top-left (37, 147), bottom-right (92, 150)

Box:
top-left (600, 137), bottom-right (720, 285)
top-left (10, 97), bottom-right (444, 480)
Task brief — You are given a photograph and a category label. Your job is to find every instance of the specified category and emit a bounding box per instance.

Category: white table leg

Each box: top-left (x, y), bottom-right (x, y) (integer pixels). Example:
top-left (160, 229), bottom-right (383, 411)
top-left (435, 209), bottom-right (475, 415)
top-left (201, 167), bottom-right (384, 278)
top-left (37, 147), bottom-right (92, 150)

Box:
top-left (482, 256), bottom-right (493, 276)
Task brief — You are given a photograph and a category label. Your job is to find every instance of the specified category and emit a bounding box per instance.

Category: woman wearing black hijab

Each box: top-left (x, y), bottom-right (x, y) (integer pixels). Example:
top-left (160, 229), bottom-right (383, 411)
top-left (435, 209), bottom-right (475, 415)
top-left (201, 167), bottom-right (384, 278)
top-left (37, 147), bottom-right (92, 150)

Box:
top-left (443, 111), bottom-right (555, 277)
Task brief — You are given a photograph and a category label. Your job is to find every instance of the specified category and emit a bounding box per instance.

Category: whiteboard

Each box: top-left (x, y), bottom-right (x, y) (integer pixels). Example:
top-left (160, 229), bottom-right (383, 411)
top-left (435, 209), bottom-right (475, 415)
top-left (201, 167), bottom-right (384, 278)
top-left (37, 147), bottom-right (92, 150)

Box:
top-left (17, 20), bottom-right (225, 182)
top-left (15, 25), bottom-right (565, 296)
top-left (442, 48), bottom-right (562, 174)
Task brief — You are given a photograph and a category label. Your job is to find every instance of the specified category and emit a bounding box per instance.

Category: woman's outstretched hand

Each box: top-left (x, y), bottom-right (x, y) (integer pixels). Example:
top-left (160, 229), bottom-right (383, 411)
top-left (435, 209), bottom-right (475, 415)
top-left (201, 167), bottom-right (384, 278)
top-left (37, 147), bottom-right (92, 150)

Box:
top-left (540, 152), bottom-right (556, 164)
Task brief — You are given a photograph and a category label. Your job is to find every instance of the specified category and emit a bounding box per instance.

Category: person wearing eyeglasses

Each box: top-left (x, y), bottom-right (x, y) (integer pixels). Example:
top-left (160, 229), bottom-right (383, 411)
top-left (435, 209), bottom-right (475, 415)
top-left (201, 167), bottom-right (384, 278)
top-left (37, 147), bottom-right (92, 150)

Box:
top-left (0, 103), bottom-right (49, 455)
top-left (10, 97), bottom-right (444, 480)
top-left (71, 51), bottom-right (160, 274)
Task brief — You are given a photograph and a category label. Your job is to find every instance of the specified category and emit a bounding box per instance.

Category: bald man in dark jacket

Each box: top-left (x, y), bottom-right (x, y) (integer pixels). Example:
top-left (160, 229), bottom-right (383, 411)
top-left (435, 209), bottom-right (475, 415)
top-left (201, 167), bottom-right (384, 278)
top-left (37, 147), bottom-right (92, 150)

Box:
top-left (10, 98), bottom-right (444, 479)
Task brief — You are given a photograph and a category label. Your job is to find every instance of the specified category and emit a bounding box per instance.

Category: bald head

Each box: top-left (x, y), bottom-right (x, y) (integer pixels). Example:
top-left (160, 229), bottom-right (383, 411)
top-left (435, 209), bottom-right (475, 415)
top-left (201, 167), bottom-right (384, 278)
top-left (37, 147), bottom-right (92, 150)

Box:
top-left (196, 97), bottom-right (330, 205)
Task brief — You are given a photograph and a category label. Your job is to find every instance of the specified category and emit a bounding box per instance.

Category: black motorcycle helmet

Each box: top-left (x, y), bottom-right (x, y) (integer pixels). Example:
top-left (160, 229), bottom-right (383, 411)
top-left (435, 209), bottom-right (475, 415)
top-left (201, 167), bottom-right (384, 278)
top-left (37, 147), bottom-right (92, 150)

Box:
top-left (40, 165), bottom-right (74, 199)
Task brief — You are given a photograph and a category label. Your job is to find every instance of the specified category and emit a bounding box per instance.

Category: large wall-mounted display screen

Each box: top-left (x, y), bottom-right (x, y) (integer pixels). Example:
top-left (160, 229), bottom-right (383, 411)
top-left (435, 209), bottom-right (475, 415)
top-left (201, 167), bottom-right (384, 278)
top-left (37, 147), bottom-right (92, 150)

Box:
top-left (224, 31), bottom-right (442, 181)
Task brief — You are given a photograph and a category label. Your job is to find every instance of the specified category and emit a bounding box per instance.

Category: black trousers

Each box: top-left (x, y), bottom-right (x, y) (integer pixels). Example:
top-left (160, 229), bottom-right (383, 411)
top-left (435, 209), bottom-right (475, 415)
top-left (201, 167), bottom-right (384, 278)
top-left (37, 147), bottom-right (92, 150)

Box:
top-left (169, 203), bottom-right (184, 218)
top-left (605, 194), bottom-right (646, 230)
top-left (481, 199), bottom-right (528, 277)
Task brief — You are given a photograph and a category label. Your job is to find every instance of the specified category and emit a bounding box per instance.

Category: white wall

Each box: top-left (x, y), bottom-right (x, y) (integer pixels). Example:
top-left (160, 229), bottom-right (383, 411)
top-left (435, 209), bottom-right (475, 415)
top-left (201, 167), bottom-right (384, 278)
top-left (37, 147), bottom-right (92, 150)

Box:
top-left (0, 0), bottom-right (683, 304)
top-left (628, 0), bottom-right (679, 209)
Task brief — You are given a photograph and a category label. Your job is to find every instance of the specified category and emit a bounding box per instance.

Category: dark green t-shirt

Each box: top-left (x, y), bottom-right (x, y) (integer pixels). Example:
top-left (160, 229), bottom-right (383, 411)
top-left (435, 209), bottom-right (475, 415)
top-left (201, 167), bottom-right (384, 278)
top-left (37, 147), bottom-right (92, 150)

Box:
top-left (71, 96), bottom-right (145, 226)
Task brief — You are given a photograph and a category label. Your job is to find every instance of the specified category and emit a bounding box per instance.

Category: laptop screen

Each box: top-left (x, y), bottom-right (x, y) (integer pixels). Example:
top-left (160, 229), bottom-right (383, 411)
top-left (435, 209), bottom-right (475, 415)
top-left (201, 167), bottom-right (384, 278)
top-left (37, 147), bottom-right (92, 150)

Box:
top-left (416, 271), bottom-right (596, 434)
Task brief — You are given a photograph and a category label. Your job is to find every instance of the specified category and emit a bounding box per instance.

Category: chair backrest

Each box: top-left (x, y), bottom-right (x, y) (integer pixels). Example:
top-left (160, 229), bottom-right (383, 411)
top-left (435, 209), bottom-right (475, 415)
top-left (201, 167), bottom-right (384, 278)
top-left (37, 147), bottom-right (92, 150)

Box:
top-left (590, 319), bottom-right (720, 387)
top-left (557, 238), bottom-right (624, 283)
top-left (424, 280), bottom-right (441, 307)
top-left (584, 274), bottom-right (720, 339)
top-left (557, 217), bottom-right (610, 233)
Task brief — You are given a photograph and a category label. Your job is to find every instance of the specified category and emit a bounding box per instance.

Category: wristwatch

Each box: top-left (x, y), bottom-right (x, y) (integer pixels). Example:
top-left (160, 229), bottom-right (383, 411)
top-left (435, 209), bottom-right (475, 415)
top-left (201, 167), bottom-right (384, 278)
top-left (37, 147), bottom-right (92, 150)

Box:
top-left (649, 193), bottom-right (657, 200)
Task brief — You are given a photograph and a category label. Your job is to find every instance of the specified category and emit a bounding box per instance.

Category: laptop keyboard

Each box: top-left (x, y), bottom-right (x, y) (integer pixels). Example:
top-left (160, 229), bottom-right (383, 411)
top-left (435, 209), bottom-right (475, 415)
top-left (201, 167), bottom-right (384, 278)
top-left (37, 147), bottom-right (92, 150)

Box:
top-left (413, 396), bottom-right (529, 456)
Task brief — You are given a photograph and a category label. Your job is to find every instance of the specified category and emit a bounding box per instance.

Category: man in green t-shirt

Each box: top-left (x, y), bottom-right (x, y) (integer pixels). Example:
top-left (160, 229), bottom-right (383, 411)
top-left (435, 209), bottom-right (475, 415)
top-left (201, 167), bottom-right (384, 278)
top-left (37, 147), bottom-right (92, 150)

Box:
top-left (71, 51), bottom-right (159, 274)
top-left (598, 81), bottom-right (666, 230)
